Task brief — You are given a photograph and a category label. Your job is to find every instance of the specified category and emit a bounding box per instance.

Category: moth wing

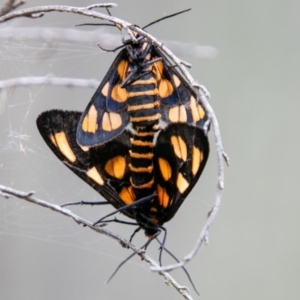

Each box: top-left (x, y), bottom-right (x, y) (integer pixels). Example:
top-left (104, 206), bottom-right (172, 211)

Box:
top-left (154, 123), bottom-right (209, 222)
top-left (37, 110), bottom-right (135, 218)
top-left (77, 50), bottom-right (131, 148)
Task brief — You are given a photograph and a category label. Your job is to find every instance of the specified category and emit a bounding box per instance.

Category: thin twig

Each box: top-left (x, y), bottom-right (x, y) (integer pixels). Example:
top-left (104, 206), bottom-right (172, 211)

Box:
top-left (0, 184), bottom-right (193, 300)
top-left (0, 76), bottom-right (99, 90)
top-left (0, 4), bottom-right (123, 25)
top-left (0, 0), bottom-right (25, 17)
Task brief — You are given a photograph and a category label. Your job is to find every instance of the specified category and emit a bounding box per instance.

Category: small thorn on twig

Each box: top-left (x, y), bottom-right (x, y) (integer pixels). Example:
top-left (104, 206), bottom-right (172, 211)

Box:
top-left (199, 84), bottom-right (211, 98)
top-left (26, 191), bottom-right (35, 197)
top-left (223, 152), bottom-right (230, 166)
top-left (27, 12), bottom-right (44, 19)
top-left (181, 60), bottom-right (192, 68)
top-left (119, 240), bottom-right (128, 248)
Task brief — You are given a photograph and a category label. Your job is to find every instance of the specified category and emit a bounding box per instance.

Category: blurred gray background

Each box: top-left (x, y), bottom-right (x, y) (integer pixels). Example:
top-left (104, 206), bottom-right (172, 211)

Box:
top-left (0, 0), bottom-right (299, 299)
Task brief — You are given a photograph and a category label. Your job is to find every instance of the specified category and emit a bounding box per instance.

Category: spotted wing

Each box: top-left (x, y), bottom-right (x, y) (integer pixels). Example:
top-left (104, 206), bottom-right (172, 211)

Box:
top-left (76, 50), bottom-right (131, 148)
top-left (37, 110), bottom-right (136, 219)
top-left (153, 48), bottom-right (210, 129)
top-left (154, 123), bottom-right (209, 223)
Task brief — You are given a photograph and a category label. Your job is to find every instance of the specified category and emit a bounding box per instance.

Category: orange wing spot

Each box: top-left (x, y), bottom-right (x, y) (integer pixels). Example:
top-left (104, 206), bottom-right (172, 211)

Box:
top-left (86, 167), bottom-right (104, 185)
top-left (192, 146), bottom-right (203, 175)
top-left (158, 79), bottom-right (173, 98)
top-left (190, 96), bottom-right (205, 122)
top-left (105, 156), bottom-right (126, 179)
top-left (157, 184), bottom-right (169, 208)
top-left (117, 59), bottom-right (128, 79)
top-left (82, 105), bottom-right (98, 133)
top-left (53, 131), bottom-right (76, 162)
top-left (102, 112), bottom-right (122, 132)
top-left (153, 60), bottom-right (163, 81)
top-left (173, 75), bottom-right (181, 87)
top-left (171, 135), bottom-right (187, 161)
top-left (119, 186), bottom-right (135, 205)
top-left (168, 105), bottom-right (187, 123)
top-left (81, 106), bottom-right (98, 134)
top-left (111, 83), bottom-right (128, 103)
top-left (176, 172), bottom-right (189, 194)
top-left (101, 82), bottom-right (109, 97)
top-left (158, 157), bottom-right (172, 181)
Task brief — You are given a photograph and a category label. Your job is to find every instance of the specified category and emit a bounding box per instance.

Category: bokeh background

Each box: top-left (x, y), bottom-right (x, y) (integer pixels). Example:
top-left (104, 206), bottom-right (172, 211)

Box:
top-left (1, 0), bottom-right (299, 299)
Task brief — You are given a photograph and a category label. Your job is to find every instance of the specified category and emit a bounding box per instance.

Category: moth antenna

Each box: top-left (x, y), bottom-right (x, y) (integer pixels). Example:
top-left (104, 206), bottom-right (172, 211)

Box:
top-left (143, 8), bottom-right (191, 30)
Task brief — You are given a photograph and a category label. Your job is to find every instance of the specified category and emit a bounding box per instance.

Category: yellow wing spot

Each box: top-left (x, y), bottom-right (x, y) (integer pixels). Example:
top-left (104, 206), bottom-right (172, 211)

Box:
top-left (192, 146), bottom-right (203, 175)
top-left (49, 134), bottom-right (57, 147)
top-left (119, 186), bottom-right (135, 205)
top-left (101, 82), bottom-right (109, 97)
top-left (158, 157), bottom-right (172, 181)
top-left (157, 184), bottom-right (169, 208)
top-left (190, 96), bottom-right (205, 122)
top-left (111, 84), bottom-right (128, 103)
top-left (177, 173), bottom-right (189, 194)
top-left (53, 132), bottom-right (76, 162)
top-left (82, 105), bottom-right (98, 133)
top-left (153, 60), bottom-right (163, 81)
top-left (102, 112), bottom-right (122, 132)
top-left (168, 105), bottom-right (187, 123)
top-left (158, 79), bottom-right (173, 98)
top-left (86, 167), bottom-right (104, 186)
top-left (190, 96), bottom-right (201, 122)
top-left (173, 75), bottom-right (181, 87)
top-left (197, 104), bottom-right (205, 120)
top-left (105, 156), bottom-right (126, 179)
top-left (171, 135), bottom-right (187, 161)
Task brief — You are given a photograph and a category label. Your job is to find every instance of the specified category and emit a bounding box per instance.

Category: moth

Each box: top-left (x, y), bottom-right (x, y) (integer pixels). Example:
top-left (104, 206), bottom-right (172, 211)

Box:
top-left (37, 11), bottom-right (210, 238)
